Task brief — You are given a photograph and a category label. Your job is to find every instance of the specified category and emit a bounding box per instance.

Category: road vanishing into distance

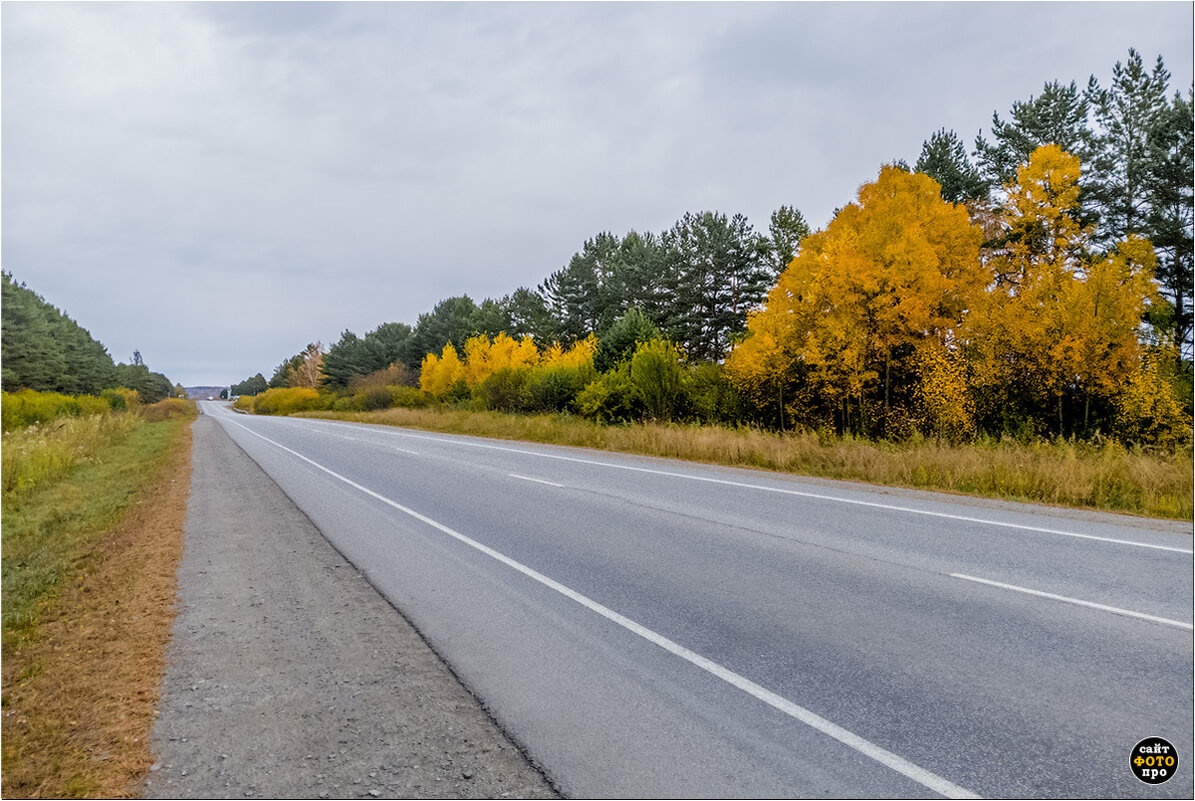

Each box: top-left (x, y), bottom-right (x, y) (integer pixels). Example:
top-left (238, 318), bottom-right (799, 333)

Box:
top-left (198, 402), bottom-right (1193, 799)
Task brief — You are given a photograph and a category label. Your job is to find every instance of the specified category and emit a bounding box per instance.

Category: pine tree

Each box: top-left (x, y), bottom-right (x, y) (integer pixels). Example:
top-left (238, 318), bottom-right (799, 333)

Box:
top-left (1, 272), bottom-right (119, 394)
top-left (1085, 49), bottom-right (1172, 246)
top-left (1144, 89), bottom-right (1194, 349)
top-left (539, 233), bottom-right (621, 342)
top-left (661, 211), bottom-right (771, 361)
top-left (760, 206), bottom-right (811, 277)
top-left (974, 80), bottom-right (1095, 189)
top-left (916, 129), bottom-right (989, 204)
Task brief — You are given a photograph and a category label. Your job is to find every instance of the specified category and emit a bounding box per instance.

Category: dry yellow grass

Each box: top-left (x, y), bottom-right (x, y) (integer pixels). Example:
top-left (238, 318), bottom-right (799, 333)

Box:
top-left (300, 407), bottom-right (1193, 520)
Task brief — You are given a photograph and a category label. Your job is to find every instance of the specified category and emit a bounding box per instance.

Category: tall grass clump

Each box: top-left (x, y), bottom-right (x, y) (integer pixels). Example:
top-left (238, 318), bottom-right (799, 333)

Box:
top-left (1, 410), bottom-right (193, 645)
top-left (140, 397), bottom-right (195, 421)
top-left (1, 413), bottom-right (144, 498)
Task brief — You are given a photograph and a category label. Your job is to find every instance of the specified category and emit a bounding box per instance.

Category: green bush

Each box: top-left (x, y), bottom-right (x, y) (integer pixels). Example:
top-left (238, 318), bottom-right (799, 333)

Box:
top-left (479, 368), bottom-right (532, 412)
top-left (390, 385), bottom-right (430, 408)
top-left (595, 308), bottom-right (660, 373)
top-left (441, 378), bottom-right (472, 404)
top-left (330, 395), bottom-right (361, 412)
top-left (526, 365), bottom-right (591, 413)
top-left (577, 365), bottom-right (641, 423)
top-left (630, 339), bottom-right (685, 421)
top-left (683, 363), bottom-right (742, 424)
top-left (101, 387), bottom-right (140, 412)
top-left (355, 385), bottom-right (393, 412)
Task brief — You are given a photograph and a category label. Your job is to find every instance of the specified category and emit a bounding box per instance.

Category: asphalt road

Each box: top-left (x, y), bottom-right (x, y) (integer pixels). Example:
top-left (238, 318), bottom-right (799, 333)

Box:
top-left (199, 401), bottom-right (1193, 799)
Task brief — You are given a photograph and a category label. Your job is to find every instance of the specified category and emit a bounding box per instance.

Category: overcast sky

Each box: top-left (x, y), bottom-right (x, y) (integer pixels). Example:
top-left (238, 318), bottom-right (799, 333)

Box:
top-left (3, 1), bottom-right (1192, 387)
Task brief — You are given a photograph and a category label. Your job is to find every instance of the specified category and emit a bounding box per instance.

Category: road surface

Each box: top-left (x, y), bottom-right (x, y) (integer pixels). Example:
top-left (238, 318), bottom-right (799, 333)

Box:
top-left (198, 401), bottom-right (1193, 799)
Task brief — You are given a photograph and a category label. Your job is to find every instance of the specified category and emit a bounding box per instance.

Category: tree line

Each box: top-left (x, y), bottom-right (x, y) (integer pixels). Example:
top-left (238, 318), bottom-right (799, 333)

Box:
top-left (235, 49), bottom-right (1190, 448)
top-left (230, 204), bottom-right (809, 400)
top-left (2, 273), bottom-right (175, 403)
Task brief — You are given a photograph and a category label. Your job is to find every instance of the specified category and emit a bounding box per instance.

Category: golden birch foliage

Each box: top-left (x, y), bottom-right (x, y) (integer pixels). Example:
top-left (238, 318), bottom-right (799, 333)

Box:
top-left (727, 166), bottom-right (986, 425)
top-left (1057, 236), bottom-right (1157, 395)
top-left (462, 335), bottom-right (494, 387)
top-left (541, 334), bottom-right (598, 370)
top-left (966, 146), bottom-right (1157, 418)
top-left (419, 343), bottom-right (465, 397)
top-left (999, 144), bottom-right (1086, 282)
top-left (724, 315), bottom-right (789, 412)
top-left (462, 333), bottom-right (539, 387)
top-left (1114, 347), bottom-right (1190, 449)
top-left (914, 344), bottom-right (975, 442)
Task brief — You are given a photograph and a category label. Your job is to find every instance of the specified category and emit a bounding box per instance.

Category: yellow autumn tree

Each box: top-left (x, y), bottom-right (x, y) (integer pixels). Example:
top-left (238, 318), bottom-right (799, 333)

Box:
top-left (727, 166), bottom-right (986, 434)
top-left (462, 333), bottom-right (539, 387)
top-left (541, 334), bottom-right (598, 371)
top-left (1114, 346), bottom-right (1190, 449)
top-left (965, 145), bottom-right (1159, 435)
top-left (419, 343), bottom-right (465, 398)
top-left (913, 343), bottom-right (975, 442)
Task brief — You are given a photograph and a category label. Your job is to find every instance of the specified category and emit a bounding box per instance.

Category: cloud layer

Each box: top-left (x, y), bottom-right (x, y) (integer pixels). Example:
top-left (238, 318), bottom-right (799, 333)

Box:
top-left (3, 2), bottom-right (1191, 385)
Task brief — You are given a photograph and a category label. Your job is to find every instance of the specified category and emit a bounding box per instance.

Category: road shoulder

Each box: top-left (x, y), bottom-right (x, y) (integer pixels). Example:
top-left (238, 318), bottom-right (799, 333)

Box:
top-left (143, 414), bottom-right (557, 799)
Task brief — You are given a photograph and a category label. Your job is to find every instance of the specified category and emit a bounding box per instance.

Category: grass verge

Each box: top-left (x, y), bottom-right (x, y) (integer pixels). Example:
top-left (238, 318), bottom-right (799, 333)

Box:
top-left (1, 405), bottom-right (195, 798)
top-left (2, 413), bottom-right (143, 498)
top-left (299, 406), bottom-right (1193, 521)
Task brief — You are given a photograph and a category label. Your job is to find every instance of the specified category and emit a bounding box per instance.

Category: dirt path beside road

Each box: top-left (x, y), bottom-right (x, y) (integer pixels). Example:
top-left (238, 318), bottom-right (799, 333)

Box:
top-left (143, 413), bottom-right (558, 799)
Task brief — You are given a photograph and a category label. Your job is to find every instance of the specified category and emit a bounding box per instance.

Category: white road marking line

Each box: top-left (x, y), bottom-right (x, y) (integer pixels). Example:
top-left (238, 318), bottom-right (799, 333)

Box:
top-left (303, 426), bottom-right (422, 456)
top-left (304, 419), bottom-right (1193, 556)
top-left (951, 574), bottom-right (1193, 631)
top-left (228, 418), bottom-right (979, 800)
top-left (509, 473), bottom-right (565, 488)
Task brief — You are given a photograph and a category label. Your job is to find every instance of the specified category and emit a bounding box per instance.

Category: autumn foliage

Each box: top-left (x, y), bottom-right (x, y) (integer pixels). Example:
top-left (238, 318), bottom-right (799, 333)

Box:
top-left (728, 149), bottom-right (1187, 446)
top-left (727, 166), bottom-right (987, 435)
top-left (421, 334), bottom-right (599, 412)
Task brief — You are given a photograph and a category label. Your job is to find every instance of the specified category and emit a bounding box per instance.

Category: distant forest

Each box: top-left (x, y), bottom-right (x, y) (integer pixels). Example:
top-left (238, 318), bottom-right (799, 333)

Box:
top-left (2, 273), bottom-right (175, 403)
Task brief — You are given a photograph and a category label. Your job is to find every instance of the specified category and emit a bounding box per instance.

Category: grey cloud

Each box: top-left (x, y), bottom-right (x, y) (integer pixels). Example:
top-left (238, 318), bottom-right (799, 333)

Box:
top-left (2, 2), bottom-right (1190, 386)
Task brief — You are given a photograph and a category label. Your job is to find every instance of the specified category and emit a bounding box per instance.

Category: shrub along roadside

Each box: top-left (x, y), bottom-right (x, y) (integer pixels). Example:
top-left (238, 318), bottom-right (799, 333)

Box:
top-left (1, 389), bottom-right (111, 432)
top-left (296, 405), bottom-right (1193, 520)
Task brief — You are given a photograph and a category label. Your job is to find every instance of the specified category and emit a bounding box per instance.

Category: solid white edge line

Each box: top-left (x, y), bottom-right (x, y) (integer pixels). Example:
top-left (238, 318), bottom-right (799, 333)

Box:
top-left (951, 574), bottom-right (1193, 631)
top-left (226, 417), bottom-right (980, 800)
top-left (509, 473), bottom-right (565, 488)
top-left (302, 419), bottom-right (1192, 556)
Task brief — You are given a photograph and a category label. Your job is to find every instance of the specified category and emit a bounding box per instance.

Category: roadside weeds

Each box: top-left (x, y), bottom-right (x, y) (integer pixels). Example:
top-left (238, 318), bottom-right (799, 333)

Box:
top-left (296, 406), bottom-right (1194, 522)
top-left (1, 415), bottom-right (193, 798)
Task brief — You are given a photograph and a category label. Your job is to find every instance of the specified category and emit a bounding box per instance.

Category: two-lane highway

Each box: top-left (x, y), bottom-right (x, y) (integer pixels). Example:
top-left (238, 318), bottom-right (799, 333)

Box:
top-left (199, 402), bottom-right (1193, 798)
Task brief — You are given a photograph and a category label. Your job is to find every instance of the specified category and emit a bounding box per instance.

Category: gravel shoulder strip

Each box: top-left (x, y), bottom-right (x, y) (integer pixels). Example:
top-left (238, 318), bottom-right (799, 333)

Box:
top-left (143, 414), bottom-right (559, 800)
